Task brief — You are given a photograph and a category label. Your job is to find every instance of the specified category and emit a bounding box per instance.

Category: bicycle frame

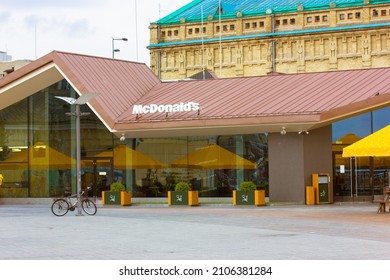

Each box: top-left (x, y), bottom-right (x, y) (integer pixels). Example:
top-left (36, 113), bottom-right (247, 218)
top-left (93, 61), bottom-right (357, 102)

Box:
top-left (51, 187), bottom-right (97, 216)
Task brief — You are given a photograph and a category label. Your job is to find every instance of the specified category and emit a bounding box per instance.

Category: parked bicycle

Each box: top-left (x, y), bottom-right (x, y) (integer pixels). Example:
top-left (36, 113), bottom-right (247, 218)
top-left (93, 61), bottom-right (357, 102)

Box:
top-left (51, 187), bottom-right (97, 216)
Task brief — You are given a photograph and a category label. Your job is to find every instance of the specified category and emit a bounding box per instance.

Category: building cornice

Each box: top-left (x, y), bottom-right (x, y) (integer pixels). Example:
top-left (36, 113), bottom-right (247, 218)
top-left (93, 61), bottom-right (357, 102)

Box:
top-left (148, 22), bottom-right (390, 49)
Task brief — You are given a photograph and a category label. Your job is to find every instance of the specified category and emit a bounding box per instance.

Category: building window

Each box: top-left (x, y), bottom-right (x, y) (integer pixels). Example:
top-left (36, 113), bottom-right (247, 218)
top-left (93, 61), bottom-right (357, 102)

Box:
top-left (202, 27), bottom-right (206, 33)
top-left (323, 15), bottom-right (328, 22)
top-left (275, 20), bottom-right (280, 26)
top-left (356, 12), bottom-right (361, 19)
top-left (373, 9), bottom-right (379, 17)
top-left (216, 25), bottom-right (220, 32)
top-left (245, 22), bottom-right (250, 29)
top-left (332, 107), bottom-right (390, 197)
top-left (161, 31), bottom-right (166, 37)
top-left (168, 30), bottom-right (172, 36)
top-left (283, 19), bottom-right (288, 25)
top-left (348, 13), bottom-right (353, 19)
top-left (195, 28), bottom-right (200, 34)
top-left (259, 21), bottom-right (264, 27)
top-left (223, 25), bottom-right (228, 31)
top-left (381, 10), bottom-right (387, 16)
top-left (230, 24), bottom-right (235, 31)
top-left (340, 14), bottom-right (345, 20)
top-left (290, 18), bottom-right (296, 25)
top-left (307, 17), bottom-right (313, 23)
top-left (252, 22), bottom-right (257, 28)
top-left (174, 30), bottom-right (178, 36)
top-left (188, 28), bottom-right (193, 35)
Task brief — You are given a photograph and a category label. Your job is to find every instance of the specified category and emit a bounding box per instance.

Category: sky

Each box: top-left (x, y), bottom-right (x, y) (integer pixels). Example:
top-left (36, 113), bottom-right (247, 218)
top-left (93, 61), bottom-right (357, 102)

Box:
top-left (0, 0), bottom-right (192, 65)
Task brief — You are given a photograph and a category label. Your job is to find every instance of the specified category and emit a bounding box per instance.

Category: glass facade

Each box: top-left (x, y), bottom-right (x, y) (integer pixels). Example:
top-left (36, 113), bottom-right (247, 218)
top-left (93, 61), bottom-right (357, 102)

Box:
top-left (0, 80), bottom-right (113, 198)
top-left (124, 134), bottom-right (268, 198)
top-left (3, 78), bottom-right (388, 201)
top-left (0, 80), bottom-right (268, 198)
top-left (332, 107), bottom-right (390, 199)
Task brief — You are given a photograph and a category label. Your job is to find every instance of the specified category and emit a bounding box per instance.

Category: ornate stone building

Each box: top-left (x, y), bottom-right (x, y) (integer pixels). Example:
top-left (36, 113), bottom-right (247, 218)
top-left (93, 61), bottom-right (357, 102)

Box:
top-left (149, 0), bottom-right (390, 80)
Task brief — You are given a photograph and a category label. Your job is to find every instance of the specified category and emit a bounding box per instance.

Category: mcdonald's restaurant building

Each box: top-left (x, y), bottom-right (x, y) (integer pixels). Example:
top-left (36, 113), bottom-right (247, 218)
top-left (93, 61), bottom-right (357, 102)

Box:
top-left (1, 51), bottom-right (390, 204)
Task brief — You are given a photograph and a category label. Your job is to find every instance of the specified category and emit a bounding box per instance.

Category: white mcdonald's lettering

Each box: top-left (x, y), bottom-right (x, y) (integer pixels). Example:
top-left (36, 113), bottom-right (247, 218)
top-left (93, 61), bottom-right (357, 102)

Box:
top-left (132, 102), bottom-right (200, 114)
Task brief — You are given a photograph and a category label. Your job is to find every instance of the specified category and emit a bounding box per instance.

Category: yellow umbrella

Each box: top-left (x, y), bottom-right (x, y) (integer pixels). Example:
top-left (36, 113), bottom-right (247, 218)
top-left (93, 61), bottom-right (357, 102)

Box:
top-left (0, 143), bottom-right (77, 170)
top-left (94, 145), bottom-right (166, 169)
top-left (170, 143), bottom-right (257, 169)
top-left (343, 125), bottom-right (390, 157)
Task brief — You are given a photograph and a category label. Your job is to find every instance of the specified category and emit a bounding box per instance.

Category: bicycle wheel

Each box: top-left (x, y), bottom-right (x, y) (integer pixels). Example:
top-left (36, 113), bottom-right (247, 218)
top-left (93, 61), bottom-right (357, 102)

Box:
top-left (51, 199), bottom-right (69, 216)
top-left (82, 199), bottom-right (97, 215)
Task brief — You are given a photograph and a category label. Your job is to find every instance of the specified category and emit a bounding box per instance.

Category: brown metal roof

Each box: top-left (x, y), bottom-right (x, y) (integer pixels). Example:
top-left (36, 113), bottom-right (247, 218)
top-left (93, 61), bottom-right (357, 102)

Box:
top-left (0, 51), bottom-right (160, 129)
top-left (115, 67), bottom-right (390, 135)
top-left (53, 52), bottom-right (160, 125)
top-left (1, 51), bottom-right (390, 138)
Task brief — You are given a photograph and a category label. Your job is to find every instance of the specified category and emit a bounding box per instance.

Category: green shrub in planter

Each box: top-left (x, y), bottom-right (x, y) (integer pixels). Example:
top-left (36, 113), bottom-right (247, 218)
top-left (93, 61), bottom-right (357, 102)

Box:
top-left (168, 182), bottom-right (195, 206)
top-left (234, 181), bottom-right (265, 206)
top-left (239, 181), bottom-right (256, 191)
top-left (110, 182), bottom-right (125, 192)
top-left (103, 182), bottom-right (131, 206)
top-left (175, 181), bottom-right (190, 192)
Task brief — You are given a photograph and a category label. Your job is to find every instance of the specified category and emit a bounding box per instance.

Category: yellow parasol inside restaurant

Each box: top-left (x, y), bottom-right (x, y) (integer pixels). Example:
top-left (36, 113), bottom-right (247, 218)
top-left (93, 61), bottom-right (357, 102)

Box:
top-left (343, 125), bottom-right (390, 157)
top-left (0, 143), bottom-right (77, 170)
top-left (94, 145), bottom-right (166, 169)
top-left (169, 143), bottom-right (257, 170)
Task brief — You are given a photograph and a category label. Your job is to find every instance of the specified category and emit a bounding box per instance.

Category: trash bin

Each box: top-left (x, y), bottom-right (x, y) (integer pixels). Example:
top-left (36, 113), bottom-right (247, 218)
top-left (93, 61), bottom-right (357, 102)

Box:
top-left (312, 173), bottom-right (330, 204)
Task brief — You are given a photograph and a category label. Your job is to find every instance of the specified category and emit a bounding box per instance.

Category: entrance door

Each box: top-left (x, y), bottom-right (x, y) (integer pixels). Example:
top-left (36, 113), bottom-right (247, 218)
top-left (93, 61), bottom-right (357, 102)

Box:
top-left (333, 152), bottom-right (371, 199)
top-left (82, 158), bottom-right (113, 199)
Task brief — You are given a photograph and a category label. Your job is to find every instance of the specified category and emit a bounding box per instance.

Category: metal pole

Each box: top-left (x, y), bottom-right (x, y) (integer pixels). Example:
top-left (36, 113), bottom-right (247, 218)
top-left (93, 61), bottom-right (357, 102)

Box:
top-left (218, 0), bottom-right (222, 77)
top-left (201, 5), bottom-right (205, 80)
top-left (271, 14), bottom-right (276, 73)
top-left (350, 157), bottom-right (353, 198)
top-left (112, 38), bottom-right (115, 59)
top-left (75, 104), bottom-right (83, 215)
top-left (157, 25), bottom-right (161, 79)
top-left (135, 0), bottom-right (139, 61)
top-left (355, 157), bottom-right (358, 197)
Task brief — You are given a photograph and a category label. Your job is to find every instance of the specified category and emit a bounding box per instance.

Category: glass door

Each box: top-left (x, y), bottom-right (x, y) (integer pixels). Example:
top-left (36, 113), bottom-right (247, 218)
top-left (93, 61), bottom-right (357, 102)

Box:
top-left (334, 153), bottom-right (372, 199)
top-left (82, 158), bottom-right (113, 199)
top-left (334, 152), bottom-right (351, 197)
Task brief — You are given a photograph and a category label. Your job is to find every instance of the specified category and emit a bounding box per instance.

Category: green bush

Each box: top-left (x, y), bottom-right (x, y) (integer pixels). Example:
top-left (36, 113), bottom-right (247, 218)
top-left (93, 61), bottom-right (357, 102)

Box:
top-left (110, 182), bottom-right (125, 192)
top-left (175, 181), bottom-right (190, 192)
top-left (239, 181), bottom-right (256, 191)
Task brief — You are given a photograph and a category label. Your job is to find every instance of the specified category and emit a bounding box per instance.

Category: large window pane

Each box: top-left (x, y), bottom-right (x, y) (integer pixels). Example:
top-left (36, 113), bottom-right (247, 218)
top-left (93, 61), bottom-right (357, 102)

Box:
top-left (373, 107), bottom-right (390, 132)
top-left (373, 107), bottom-right (390, 192)
top-left (127, 134), bottom-right (268, 198)
top-left (0, 99), bottom-right (29, 197)
top-left (333, 108), bottom-right (390, 199)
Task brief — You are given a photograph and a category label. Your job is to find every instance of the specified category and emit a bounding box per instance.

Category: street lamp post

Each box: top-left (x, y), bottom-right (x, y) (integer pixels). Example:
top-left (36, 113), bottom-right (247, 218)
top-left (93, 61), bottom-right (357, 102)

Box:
top-left (112, 37), bottom-right (128, 58)
top-left (55, 92), bottom-right (100, 216)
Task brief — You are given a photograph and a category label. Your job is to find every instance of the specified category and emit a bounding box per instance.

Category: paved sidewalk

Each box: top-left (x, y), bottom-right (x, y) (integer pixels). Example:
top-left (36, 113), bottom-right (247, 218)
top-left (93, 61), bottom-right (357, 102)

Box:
top-left (0, 203), bottom-right (389, 260)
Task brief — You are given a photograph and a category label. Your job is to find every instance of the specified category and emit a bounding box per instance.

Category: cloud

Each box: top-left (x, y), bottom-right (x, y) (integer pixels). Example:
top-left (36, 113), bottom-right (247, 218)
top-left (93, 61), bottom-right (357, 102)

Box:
top-left (0, 12), bottom-right (11, 24)
top-left (24, 15), bottom-right (95, 37)
top-left (0, 0), bottom-right (104, 9)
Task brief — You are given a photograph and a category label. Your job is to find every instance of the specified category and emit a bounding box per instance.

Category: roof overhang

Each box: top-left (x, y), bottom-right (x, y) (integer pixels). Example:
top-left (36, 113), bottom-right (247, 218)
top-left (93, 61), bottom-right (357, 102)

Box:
top-left (112, 92), bottom-right (390, 139)
top-left (0, 62), bottom-right (63, 110)
top-left (316, 91), bottom-right (390, 128)
top-left (112, 114), bottom-right (321, 138)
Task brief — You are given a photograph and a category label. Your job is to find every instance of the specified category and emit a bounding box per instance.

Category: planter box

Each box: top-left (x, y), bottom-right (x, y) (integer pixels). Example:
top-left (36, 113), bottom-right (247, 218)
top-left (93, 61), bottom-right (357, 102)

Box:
top-left (102, 191), bottom-right (131, 206)
top-left (233, 190), bottom-right (265, 206)
top-left (168, 191), bottom-right (199, 206)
